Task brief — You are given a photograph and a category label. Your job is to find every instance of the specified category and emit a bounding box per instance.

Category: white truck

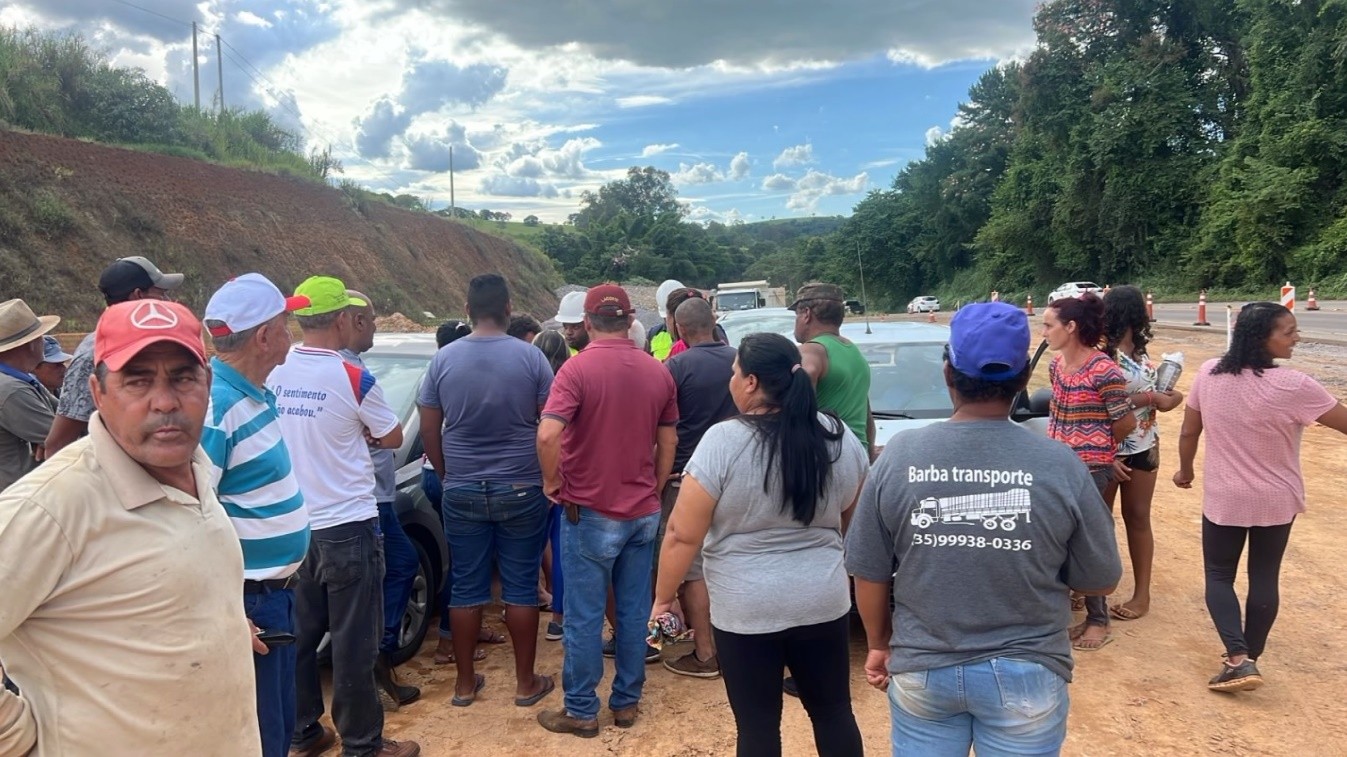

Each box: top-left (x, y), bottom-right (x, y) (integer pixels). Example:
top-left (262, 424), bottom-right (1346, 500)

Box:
top-left (712, 280), bottom-right (789, 312)
top-left (910, 489), bottom-right (1032, 532)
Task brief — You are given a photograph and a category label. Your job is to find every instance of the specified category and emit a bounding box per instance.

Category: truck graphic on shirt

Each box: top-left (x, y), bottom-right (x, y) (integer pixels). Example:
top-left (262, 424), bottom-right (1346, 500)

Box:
top-left (910, 489), bottom-right (1032, 532)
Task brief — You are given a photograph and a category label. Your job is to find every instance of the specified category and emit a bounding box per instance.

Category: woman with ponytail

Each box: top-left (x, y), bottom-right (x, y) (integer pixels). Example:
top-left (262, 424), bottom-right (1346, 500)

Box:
top-left (652, 332), bottom-right (868, 757)
top-left (1043, 292), bottom-right (1136, 652)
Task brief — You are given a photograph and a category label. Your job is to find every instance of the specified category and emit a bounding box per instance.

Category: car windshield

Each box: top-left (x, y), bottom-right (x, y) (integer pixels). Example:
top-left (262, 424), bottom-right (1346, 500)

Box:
top-left (359, 354), bottom-right (430, 419)
top-left (720, 312), bottom-right (798, 347)
top-left (863, 342), bottom-right (954, 417)
top-left (717, 291), bottom-right (760, 312)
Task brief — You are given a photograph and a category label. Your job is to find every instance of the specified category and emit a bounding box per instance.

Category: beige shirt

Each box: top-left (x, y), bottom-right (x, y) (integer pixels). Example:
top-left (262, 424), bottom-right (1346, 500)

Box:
top-left (0, 412), bottom-right (260, 756)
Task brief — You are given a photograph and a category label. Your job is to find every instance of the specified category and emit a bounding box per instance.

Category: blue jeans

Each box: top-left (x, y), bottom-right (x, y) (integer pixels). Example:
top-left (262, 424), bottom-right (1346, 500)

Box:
top-left (548, 503), bottom-right (565, 613)
top-left (442, 482), bottom-right (549, 607)
top-left (378, 502), bottom-right (419, 654)
top-left (244, 586), bottom-right (296, 757)
top-left (888, 658), bottom-right (1069, 757)
top-left (561, 507), bottom-right (659, 720)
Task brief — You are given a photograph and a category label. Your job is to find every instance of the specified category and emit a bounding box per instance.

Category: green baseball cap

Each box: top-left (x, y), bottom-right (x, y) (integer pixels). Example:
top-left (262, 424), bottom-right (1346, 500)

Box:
top-left (293, 276), bottom-right (367, 316)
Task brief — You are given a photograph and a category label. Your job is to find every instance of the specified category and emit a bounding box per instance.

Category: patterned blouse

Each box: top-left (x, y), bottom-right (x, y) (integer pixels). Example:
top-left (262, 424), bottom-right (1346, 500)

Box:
top-left (1048, 351), bottom-right (1132, 470)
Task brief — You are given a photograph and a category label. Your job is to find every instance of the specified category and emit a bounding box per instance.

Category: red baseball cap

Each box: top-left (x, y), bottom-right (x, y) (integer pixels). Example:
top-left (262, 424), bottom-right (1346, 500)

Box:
top-left (94, 300), bottom-right (207, 372)
top-left (584, 284), bottom-right (632, 317)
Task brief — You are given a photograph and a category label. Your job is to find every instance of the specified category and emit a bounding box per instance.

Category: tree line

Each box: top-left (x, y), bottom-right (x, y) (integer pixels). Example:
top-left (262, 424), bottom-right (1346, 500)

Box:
top-left (819, 0), bottom-right (1347, 307)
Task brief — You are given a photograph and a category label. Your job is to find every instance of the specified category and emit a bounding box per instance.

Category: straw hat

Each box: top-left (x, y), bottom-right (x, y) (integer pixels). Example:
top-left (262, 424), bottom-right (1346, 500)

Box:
top-left (0, 299), bottom-right (60, 353)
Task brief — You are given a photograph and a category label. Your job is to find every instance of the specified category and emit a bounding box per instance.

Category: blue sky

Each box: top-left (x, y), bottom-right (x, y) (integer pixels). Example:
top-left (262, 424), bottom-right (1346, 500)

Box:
top-left (3, 1), bottom-right (1039, 223)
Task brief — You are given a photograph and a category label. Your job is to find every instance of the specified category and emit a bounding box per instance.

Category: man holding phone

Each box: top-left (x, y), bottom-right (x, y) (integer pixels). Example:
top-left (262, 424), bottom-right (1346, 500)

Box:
top-left (202, 273), bottom-right (313, 757)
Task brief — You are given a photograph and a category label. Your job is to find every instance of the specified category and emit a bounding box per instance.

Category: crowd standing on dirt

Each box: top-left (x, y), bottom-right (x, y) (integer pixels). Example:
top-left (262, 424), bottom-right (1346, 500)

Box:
top-left (2, 260), bottom-right (1347, 757)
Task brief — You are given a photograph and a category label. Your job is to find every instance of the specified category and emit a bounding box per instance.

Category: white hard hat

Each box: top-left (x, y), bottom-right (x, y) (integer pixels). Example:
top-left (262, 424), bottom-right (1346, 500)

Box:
top-left (628, 318), bottom-right (647, 350)
top-left (656, 279), bottom-right (685, 318)
top-left (555, 291), bottom-right (586, 324)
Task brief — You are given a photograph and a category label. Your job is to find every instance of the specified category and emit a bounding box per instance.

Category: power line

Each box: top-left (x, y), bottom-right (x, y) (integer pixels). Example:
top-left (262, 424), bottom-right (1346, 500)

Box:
top-left (106, 0), bottom-right (192, 28)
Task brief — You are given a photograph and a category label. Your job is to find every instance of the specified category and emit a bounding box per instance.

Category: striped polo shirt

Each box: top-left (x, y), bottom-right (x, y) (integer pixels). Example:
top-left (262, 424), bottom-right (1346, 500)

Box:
top-left (202, 357), bottom-right (310, 580)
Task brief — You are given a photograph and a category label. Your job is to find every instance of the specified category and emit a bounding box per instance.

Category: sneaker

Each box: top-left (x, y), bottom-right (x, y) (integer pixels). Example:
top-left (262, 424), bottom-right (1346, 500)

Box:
top-left (537, 708), bottom-right (600, 738)
top-left (602, 636), bottom-right (616, 658)
top-left (545, 621), bottom-right (564, 641)
top-left (1208, 658), bottom-right (1263, 692)
top-left (645, 643), bottom-right (661, 664)
top-left (664, 650), bottom-right (720, 679)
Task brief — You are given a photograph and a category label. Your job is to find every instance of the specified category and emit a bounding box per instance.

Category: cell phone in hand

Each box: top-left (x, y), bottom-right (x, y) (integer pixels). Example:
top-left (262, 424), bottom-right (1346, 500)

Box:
top-left (255, 629), bottom-right (296, 648)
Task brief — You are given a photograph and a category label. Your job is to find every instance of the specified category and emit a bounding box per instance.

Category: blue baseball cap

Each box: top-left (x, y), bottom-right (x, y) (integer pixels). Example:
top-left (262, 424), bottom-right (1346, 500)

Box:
top-left (948, 302), bottom-right (1030, 381)
top-left (42, 336), bottom-right (72, 364)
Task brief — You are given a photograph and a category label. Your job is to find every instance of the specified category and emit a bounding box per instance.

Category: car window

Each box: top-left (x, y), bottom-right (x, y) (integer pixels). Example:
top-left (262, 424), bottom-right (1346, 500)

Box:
top-left (720, 313), bottom-right (798, 348)
top-left (360, 354), bottom-right (431, 420)
top-left (863, 342), bottom-right (954, 417)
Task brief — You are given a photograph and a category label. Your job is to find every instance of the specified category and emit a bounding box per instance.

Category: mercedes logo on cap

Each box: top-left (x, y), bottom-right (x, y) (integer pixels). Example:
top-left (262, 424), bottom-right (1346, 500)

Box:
top-left (129, 301), bottom-right (180, 330)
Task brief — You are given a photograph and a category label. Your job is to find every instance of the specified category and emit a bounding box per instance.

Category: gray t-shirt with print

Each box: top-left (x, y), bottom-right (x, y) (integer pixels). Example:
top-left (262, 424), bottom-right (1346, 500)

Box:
top-left (55, 332), bottom-right (96, 423)
top-left (845, 420), bottom-right (1121, 682)
top-left (685, 413), bottom-right (868, 635)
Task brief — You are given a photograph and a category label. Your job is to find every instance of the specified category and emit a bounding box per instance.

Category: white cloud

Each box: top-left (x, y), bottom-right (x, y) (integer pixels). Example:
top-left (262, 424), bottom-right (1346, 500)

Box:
top-left (402, 0), bottom-right (1038, 68)
top-left (617, 95), bottom-right (673, 108)
top-left (774, 143), bottom-right (813, 169)
top-left (924, 126), bottom-right (947, 147)
top-left (728, 151), bottom-right (751, 180)
top-left (786, 169), bottom-right (868, 211)
top-left (761, 173), bottom-right (797, 191)
top-left (672, 161), bottom-right (724, 185)
top-left (479, 174), bottom-right (561, 197)
top-left (641, 143), bottom-right (679, 157)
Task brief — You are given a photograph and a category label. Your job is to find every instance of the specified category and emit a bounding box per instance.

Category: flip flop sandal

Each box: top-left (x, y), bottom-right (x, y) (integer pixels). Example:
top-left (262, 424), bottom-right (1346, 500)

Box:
top-left (435, 647), bottom-right (488, 665)
top-left (451, 674), bottom-right (486, 707)
top-left (1072, 633), bottom-right (1115, 652)
top-left (515, 674), bottom-right (556, 707)
top-left (480, 629), bottom-right (507, 644)
top-left (1109, 605), bottom-right (1146, 621)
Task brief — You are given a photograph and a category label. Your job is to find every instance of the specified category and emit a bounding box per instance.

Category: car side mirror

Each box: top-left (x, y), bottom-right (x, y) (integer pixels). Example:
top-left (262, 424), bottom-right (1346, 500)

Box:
top-left (1028, 388), bottom-right (1051, 414)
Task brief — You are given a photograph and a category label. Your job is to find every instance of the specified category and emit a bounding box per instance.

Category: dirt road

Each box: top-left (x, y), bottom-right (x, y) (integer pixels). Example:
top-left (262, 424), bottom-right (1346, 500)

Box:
top-left (365, 327), bottom-right (1347, 756)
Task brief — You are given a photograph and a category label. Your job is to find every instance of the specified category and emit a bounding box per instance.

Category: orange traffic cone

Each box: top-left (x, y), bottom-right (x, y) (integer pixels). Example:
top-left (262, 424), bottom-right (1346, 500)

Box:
top-left (1025, 294), bottom-right (1035, 316)
top-left (1194, 290), bottom-right (1211, 326)
top-left (1146, 291), bottom-right (1156, 322)
top-left (1307, 288), bottom-right (1320, 311)
top-left (927, 310), bottom-right (937, 323)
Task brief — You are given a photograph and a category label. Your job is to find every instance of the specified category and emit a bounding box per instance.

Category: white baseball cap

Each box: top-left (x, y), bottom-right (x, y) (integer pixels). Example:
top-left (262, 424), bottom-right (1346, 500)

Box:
top-left (204, 273), bottom-right (310, 337)
top-left (554, 291), bottom-right (586, 324)
top-left (656, 279), bottom-right (685, 318)
top-left (628, 318), bottom-right (647, 350)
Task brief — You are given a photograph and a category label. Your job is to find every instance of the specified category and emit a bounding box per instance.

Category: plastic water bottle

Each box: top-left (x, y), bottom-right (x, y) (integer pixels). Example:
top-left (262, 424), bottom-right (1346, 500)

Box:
top-left (1155, 352), bottom-right (1184, 392)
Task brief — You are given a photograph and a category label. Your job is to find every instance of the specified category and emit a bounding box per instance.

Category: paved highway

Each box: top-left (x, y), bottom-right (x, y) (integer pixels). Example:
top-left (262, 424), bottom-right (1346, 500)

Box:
top-left (1150, 299), bottom-right (1347, 339)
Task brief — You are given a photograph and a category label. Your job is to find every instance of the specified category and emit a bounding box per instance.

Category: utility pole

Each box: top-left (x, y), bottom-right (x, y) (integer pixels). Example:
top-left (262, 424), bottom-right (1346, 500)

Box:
top-left (856, 242), bottom-right (872, 334)
top-left (449, 145), bottom-right (456, 216)
top-left (191, 23), bottom-right (200, 110)
top-left (215, 34), bottom-right (224, 112)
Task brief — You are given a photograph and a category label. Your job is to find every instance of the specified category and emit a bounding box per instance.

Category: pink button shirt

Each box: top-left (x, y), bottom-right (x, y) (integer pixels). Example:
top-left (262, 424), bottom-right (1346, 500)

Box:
top-left (1187, 359), bottom-right (1337, 527)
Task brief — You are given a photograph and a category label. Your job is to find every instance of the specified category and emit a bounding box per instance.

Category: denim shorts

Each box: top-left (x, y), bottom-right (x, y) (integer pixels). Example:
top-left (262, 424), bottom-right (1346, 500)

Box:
top-left (1119, 444), bottom-right (1160, 473)
top-left (442, 482), bottom-right (549, 607)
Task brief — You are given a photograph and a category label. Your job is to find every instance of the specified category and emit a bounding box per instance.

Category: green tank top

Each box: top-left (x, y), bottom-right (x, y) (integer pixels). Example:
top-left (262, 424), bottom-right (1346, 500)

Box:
top-left (810, 333), bottom-right (870, 447)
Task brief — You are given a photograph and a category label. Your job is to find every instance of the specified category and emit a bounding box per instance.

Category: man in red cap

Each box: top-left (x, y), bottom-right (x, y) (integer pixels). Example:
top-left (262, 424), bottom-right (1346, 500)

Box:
top-left (0, 300), bottom-right (262, 755)
top-left (536, 284), bottom-right (678, 738)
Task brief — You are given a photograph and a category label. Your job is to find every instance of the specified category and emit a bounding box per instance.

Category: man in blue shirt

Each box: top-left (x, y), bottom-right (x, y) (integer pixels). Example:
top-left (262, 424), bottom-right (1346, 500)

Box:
top-left (201, 273), bottom-right (312, 757)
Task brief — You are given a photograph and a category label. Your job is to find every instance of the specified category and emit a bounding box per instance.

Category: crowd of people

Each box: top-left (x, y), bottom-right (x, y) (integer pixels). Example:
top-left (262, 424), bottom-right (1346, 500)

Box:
top-left (1, 259), bottom-right (1346, 757)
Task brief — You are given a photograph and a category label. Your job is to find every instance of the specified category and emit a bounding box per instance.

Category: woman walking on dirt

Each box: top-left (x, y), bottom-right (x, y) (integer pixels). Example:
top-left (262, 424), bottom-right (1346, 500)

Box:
top-left (651, 333), bottom-right (868, 757)
top-left (1102, 286), bottom-right (1184, 621)
top-left (1174, 302), bottom-right (1347, 692)
top-left (1044, 293), bottom-right (1136, 651)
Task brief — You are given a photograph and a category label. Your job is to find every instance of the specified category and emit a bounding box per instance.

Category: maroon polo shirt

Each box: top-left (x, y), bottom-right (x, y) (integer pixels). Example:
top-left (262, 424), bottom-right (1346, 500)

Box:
top-left (542, 338), bottom-right (678, 519)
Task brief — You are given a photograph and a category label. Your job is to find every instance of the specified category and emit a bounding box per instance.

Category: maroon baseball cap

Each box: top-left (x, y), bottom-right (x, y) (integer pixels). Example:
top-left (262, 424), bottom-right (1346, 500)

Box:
top-left (584, 284), bottom-right (632, 317)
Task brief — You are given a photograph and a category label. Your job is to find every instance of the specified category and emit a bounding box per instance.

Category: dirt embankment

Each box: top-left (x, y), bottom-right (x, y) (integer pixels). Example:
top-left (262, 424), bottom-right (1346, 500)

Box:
top-left (0, 130), bottom-right (560, 329)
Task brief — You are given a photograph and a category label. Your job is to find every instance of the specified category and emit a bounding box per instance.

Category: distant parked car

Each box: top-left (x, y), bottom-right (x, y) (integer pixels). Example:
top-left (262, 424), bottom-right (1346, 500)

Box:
top-left (845, 299), bottom-right (866, 315)
top-left (1047, 281), bottom-right (1103, 303)
top-left (906, 296), bottom-right (940, 314)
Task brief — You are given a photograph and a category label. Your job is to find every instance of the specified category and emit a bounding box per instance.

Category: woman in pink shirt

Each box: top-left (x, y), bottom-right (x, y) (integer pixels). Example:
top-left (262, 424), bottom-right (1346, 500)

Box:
top-left (1174, 302), bottom-right (1347, 693)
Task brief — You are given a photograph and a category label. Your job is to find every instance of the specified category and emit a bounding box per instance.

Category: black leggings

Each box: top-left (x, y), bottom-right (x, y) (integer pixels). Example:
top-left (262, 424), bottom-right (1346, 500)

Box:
top-left (1202, 516), bottom-right (1294, 660)
top-left (713, 614), bottom-right (863, 757)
